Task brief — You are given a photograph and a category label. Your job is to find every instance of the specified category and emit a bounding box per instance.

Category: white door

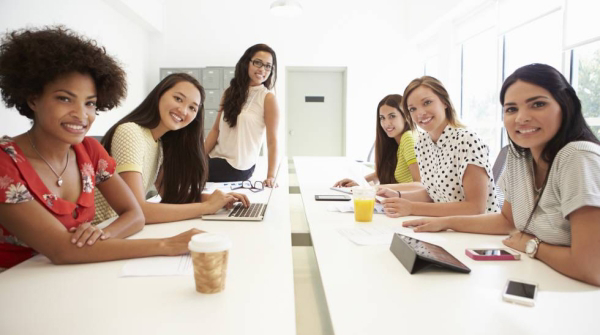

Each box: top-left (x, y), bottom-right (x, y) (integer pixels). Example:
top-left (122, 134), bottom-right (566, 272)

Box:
top-left (287, 70), bottom-right (344, 156)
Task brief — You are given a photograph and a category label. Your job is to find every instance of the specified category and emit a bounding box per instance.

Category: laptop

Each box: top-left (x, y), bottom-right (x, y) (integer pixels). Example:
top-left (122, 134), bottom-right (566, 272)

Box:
top-left (202, 165), bottom-right (280, 221)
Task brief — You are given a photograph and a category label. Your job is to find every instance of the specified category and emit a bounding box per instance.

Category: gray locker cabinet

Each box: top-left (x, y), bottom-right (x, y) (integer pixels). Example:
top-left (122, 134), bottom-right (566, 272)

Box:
top-left (159, 68), bottom-right (176, 80)
top-left (204, 109), bottom-right (219, 131)
top-left (204, 89), bottom-right (222, 110)
top-left (181, 68), bottom-right (200, 81)
top-left (159, 68), bottom-right (200, 81)
top-left (201, 68), bottom-right (222, 89)
top-left (222, 68), bottom-right (235, 89)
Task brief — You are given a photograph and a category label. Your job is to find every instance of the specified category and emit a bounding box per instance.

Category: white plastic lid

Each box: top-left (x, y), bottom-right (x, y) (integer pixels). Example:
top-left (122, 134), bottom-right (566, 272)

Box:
top-left (188, 233), bottom-right (232, 253)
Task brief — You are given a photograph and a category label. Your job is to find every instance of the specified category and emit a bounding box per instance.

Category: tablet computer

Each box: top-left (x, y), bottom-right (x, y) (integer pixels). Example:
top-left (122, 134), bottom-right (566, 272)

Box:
top-left (390, 233), bottom-right (471, 274)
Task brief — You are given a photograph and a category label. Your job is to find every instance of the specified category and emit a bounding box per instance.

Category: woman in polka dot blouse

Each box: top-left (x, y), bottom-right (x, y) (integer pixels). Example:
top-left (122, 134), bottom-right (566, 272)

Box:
top-left (402, 64), bottom-right (600, 286)
top-left (377, 76), bottom-right (499, 217)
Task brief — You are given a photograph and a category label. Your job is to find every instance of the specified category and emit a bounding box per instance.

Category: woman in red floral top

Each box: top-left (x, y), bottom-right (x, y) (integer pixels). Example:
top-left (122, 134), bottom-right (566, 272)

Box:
top-left (0, 27), bottom-right (203, 271)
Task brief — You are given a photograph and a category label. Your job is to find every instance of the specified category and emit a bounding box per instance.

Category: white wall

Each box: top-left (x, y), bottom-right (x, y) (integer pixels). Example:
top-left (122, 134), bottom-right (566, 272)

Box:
top-left (150, 0), bottom-right (422, 159)
top-left (0, 0), bottom-right (152, 136)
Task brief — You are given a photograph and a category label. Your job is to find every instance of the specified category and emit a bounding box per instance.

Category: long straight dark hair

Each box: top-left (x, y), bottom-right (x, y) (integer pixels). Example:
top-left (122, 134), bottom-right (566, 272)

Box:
top-left (102, 73), bottom-right (208, 204)
top-left (500, 63), bottom-right (599, 228)
top-left (222, 44), bottom-right (277, 127)
top-left (375, 94), bottom-right (411, 184)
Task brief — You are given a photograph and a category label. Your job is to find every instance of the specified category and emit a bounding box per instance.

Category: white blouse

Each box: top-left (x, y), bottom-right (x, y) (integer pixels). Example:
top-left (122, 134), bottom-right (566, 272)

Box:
top-left (210, 85), bottom-right (271, 170)
top-left (415, 125), bottom-right (499, 213)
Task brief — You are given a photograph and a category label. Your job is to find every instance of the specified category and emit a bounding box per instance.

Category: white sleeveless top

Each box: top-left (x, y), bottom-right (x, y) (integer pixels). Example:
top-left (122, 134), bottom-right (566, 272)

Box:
top-left (210, 85), bottom-right (271, 170)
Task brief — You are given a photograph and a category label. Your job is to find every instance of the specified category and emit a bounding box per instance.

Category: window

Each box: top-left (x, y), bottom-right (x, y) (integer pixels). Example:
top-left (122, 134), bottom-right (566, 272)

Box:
top-left (503, 11), bottom-right (563, 79)
top-left (461, 28), bottom-right (502, 163)
top-left (571, 40), bottom-right (600, 139)
top-left (425, 56), bottom-right (439, 78)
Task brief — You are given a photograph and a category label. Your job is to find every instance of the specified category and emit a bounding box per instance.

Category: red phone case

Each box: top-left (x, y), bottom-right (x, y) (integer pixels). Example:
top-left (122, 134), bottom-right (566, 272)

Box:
top-left (465, 249), bottom-right (519, 260)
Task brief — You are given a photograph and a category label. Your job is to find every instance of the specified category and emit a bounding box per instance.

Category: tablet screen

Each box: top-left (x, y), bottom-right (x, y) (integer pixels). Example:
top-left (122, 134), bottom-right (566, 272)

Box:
top-left (399, 234), bottom-right (469, 271)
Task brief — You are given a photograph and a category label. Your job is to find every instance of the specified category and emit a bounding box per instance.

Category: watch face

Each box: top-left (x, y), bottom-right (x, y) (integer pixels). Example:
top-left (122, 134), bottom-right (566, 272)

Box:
top-left (525, 239), bottom-right (535, 254)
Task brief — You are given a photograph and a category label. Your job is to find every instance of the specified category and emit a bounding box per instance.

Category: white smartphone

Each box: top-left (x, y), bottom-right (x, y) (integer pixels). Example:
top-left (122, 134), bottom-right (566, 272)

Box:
top-left (502, 279), bottom-right (538, 307)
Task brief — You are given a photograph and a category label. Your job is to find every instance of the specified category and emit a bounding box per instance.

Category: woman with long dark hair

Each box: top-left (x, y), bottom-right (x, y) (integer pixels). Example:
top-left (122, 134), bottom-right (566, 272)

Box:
top-left (204, 44), bottom-right (280, 187)
top-left (94, 73), bottom-right (248, 224)
top-left (378, 76), bottom-right (498, 217)
top-left (334, 94), bottom-right (420, 187)
top-left (403, 64), bottom-right (600, 286)
top-left (0, 27), bottom-right (201, 271)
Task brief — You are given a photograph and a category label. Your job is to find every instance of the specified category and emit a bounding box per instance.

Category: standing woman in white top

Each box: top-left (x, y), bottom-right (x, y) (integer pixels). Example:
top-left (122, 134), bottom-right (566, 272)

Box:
top-left (378, 76), bottom-right (498, 217)
top-left (205, 44), bottom-right (280, 187)
top-left (403, 64), bottom-right (600, 286)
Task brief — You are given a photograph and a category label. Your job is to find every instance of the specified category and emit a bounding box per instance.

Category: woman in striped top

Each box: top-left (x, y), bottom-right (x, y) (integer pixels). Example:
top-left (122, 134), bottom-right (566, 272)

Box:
top-left (403, 64), bottom-right (600, 286)
top-left (334, 94), bottom-right (420, 187)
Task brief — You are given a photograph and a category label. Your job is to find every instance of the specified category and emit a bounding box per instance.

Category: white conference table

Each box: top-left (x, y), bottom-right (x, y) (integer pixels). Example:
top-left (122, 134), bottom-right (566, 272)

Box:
top-left (0, 158), bottom-right (295, 335)
top-left (294, 156), bottom-right (600, 335)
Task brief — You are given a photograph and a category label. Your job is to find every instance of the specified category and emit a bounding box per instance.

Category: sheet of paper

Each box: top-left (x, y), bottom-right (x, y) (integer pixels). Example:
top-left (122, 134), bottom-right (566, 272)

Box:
top-left (337, 226), bottom-right (444, 246)
top-left (337, 226), bottom-right (401, 245)
top-left (120, 254), bottom-right (193, 277)
top-left (327, 202), bottom-right (384, 214)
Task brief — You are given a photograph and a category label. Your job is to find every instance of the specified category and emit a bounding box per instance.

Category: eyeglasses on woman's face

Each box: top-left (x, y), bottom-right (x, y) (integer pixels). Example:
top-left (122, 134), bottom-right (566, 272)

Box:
top-left (250, 59), bottom-right (273, 72)
top-left (231, 180), bottom-right (264, 193)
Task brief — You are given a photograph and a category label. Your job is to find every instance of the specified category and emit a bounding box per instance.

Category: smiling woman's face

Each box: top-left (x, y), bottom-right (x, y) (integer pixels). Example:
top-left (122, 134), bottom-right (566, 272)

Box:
top-left (157, 81), bottom-right (202, 133)
top-left (379, 104), bottom-right (405, 139)
top-left (406, 85), bottom-right (448, 140)
top-left (503, 80), bottom-right (563, 157)
top-left (28, 71), bottom-right (97, 145)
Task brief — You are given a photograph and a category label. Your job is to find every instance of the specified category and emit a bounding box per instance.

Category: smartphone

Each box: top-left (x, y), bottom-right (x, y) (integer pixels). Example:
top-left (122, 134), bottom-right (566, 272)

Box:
top-left (465, 248), bottom-right (521, 260)
top-left (315, 194), bottom-right (351, 201)
top-left (502, 279), bottom-right (538, 307)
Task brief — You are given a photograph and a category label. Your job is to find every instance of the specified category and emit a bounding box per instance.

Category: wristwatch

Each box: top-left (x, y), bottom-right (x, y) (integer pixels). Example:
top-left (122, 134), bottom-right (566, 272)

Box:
top-left (525, 237), bottom-right (542, 258)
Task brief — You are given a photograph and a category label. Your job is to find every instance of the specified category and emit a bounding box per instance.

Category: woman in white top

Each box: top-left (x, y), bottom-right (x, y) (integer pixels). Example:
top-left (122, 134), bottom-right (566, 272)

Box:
top-left (378, 76), bottom-right (498, 217)
top-left (205, 44), bottom-right (280, 187)
top-left (403, 64), bottom-right (600, 286)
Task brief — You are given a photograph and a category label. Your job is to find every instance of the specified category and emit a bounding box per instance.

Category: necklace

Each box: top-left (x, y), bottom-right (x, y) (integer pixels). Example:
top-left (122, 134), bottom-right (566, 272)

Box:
top-left (27, 131), bottom-right (70, 187)
top-left (530, 159), bottom-right (543, 194)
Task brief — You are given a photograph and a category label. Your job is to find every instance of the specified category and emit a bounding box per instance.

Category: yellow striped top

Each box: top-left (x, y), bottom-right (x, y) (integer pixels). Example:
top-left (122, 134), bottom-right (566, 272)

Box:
top-left (394, 131), bottom-right (417, 183)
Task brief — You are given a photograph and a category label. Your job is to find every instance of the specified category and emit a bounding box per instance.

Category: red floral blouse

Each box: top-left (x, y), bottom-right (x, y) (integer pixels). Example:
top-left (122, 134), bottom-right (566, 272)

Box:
top-left (0, 136), bottom-right (116, 269)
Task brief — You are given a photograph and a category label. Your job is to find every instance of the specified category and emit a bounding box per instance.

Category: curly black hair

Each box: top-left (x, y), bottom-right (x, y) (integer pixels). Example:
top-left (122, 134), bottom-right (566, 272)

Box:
top-left (0, 26), bottom-right (127, 119)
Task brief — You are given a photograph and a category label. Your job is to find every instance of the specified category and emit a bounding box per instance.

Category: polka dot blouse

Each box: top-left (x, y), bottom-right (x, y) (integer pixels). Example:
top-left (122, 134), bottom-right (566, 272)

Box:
top-left (415, 125), bottom-right (499, 213)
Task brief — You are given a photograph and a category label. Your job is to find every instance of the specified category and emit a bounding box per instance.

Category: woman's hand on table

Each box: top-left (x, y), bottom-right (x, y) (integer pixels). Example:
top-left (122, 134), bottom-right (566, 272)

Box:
top-left (161, 228), bottom-right (206, 256)
top-left (69, 222), bottom-right (109, 247)
top-left (333, 178), bottom-right (358, 188)
top-left (264, 177), bottom-right (278, 188)
top-left (502, 231), bottom-right (534, 252)
top-left (402, 217), bottom-right (451, 232)
top-left (380, 197), bottom-right (412, 218)
top-left (376, 187), bottom-right (400, 199)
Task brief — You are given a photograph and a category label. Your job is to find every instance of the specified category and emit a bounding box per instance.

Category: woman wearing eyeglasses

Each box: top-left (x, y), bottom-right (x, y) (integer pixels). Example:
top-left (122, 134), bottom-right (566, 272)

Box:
top-left (205, 44), bottom-right (280, 187)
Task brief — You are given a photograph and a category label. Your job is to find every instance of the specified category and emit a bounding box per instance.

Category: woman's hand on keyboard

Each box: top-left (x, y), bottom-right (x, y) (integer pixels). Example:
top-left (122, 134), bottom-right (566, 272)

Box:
top-left (204, 190), bottom-right (236, 213)
top-left (228, 192), bottom-right (250, 208)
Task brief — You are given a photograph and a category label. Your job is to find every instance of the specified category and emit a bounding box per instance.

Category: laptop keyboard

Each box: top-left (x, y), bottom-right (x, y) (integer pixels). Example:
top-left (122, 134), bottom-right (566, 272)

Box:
top-left (229, 203), bottom-right (266, 218)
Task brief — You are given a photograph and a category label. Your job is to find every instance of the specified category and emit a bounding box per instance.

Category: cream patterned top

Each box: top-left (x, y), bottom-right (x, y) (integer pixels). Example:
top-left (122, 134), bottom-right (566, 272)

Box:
top-left (93, 122), bottom-right (162, 224)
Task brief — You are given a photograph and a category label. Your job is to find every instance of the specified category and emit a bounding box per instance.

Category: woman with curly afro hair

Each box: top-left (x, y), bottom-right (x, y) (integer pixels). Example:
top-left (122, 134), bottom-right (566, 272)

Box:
top-left (0, 26), bottom-right (203, 271)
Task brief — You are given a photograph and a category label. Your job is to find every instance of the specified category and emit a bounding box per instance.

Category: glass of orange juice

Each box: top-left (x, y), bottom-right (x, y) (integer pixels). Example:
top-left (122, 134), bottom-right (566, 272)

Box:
top-left (352, 186), bottom-right (375, 223)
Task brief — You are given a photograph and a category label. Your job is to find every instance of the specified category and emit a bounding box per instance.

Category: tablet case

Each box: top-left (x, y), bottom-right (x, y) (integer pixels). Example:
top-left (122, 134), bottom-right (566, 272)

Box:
top-left (389, 233), bottom-right (471, 274)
